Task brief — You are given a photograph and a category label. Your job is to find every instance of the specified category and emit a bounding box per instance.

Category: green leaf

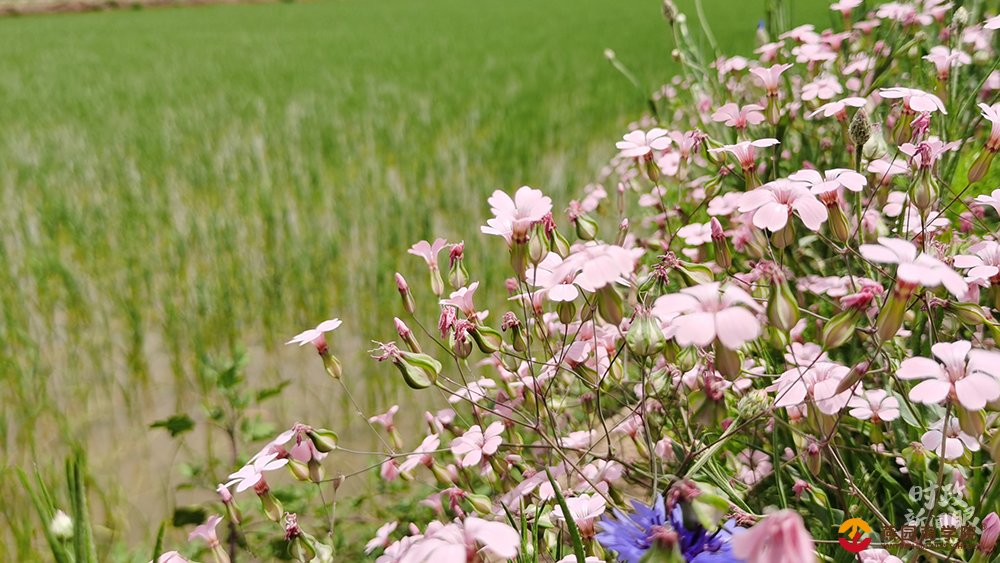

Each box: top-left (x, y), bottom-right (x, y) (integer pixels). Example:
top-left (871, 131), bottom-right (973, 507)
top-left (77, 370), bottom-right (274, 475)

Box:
top-left (256, 380), bottom-right (291, 403)
top-left (150, 414), bottom-right (195, 437)
top-left (545, 468), bottom-right (586, 563)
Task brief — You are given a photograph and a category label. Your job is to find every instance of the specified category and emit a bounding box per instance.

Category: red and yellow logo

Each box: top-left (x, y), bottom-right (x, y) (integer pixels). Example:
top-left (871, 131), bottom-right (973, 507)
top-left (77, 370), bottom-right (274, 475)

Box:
top-left (838, 518), bottom-right (873, 553)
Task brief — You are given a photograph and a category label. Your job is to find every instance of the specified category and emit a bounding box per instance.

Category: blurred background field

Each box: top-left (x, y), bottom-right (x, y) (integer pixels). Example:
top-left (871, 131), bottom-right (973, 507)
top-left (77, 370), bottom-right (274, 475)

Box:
top-left (0, 0), bottom-right (830, 559)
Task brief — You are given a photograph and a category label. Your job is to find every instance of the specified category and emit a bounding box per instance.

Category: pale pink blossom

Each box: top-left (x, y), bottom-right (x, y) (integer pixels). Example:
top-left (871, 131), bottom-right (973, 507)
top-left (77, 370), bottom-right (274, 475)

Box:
top-left (897, 340), bottom-right (1000, 410)
top-left (987, 15), bottom-right (1000, 30)
top-left (710, 139), bottom-right (780, 172)
top-left (711, 102), bottom-right (765, 129)
top-left (440, 282), bottom-right (480, 317)
top-left (772, 362), bottom-right (855, 415)
top-left (525, 253), bottom-right (580, 302)
top-left (979, 103), bottom-right (1000, 151)
top-left (859, 237), bottom-right (967, 298)
top-left (780, 24), bottom-right (819, 43)
top-left (188, 514), bottom-right (223, 548)
top-left (801, 76), bottom-right (843, 101)
top-left (550, 494), bottom-right (607, 538)
top-left (923, 46), bottom-right (971, 80)
top-left (954, 241), bottom-right (1000, 284)
top-left (369, 405), bottom-right (400, 431)
top-left (738, 179), bottom-right (828, 231)
top-left (848, 390), bottom-right (901, 423)
top-left (675, 221), bottom-right (714, 246)
top-left (450, 421), bottom-right (503, 467)
top-left (858, 548), bottom-right (904, 563)
top-left (830, 0), bottom-right (862, 17)
top-left (750, 64), bottom-right (794, 95)
top-left (755, 41), bottom-right (784, 62)
top-left (398, 434), bottom-right (441, 473)
top-left (615, 128), bottom-right (671, 158)
top-left (448, 377), bottom-right (497, 404)
top-left (975, 188), bottom-right (1000, 214)
top-left (707, 192), bottom-right (743, 216)
top-left (732, 509), bottom-right (816, 563)
top-left (481, 186), bottom-right (553, 244)
top-left (807, 96), bottom-right (866, 119)
top-left (789, 168), bottom-right (867, 195)
top-left (150, 552), bottom-right (189, 563)
top-left (652, 282), bottom-right (762, 349)
top-left (408, 238), bottom-right (448, 269)
top-left (366, 521), bottom-right (398, 554)
top-left (736, 449), bottom-right (773, 486)
top-left (286, 319), bottom-right (342, 347)
top-left (921, 418), bottom-right (981, 460)
top-left (226, 452), bottom-right (288, 493)
top-left (867, 158), bottom-right (909, 186)
top-left (899, 138), bottom-right (959, 169)
top-left (545, 243), bottom-right (640, 292)
top-left (879, 87), bottom-right (947, 114)
top-left (793, 43), bottom-right (837, 64)
top-left (394, 517), bottom-right (520, 562)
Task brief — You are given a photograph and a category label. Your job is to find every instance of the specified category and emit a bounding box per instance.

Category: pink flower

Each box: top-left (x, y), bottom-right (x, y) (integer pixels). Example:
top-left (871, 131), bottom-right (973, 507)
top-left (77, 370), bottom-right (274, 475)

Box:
top-left (365, 521), bottom-right (398, 554)
top-left (652, 282), bottom-right (762, 349)
top-left (924, 46), bottom-right (970, 80)
top-left (481, 186), bottom-right (553, 244)
top-left (711, 103), bottom-right (765, 129)
top-left (188, 514), bottom-right (223, 548)
top-left (848, 390), bottom-right (900, 423)
top-left (450, 421), bottom-right (503, 467)
top-left (793, 43), bottom-right (837, 64)
top-left (955, 241), bottom-right (1000, 285)
top-left (772, 362), bottom-right (855, 415)
top-left (738, 179), bottom-right (828, 232)
top-left (830, 0), bottom-right (862, 16)
top-left (736, 449), bottom-right (773, 486)
top-left (732, 509), bottom-right (816, 563)
top-left (789, 168), bottom-right (867, 195)
top-left (880, 87), bottom-right (947, 114)
top-left (857, 548), bottom-right (903, 563)
top-left (980, 512), bottom-right (1000, 554)
top-left (525, 253), bottom-right (580, 302)
top-left (709, 138), bottom-right (781, 171)
top-left (975, 188), bottom-right (1000, 214)
top-left (899, 138), bottom-right (959, 169)
top-left (987, 15), bottom-right (1000, 30)
top-left (226, 452), bottom-right (288, 493)
top-left (616, 128), bottom-right (672, 158)
top-left (801, 76), bottom-right (842, 101)
top-left (675, 221), bottom-right (714, 246)
top-left (286, 318), bottom-right (342, 347)
top-left (440, 282), bottom-right (480, 317)
top-left (979, 102), bottom-right (1000, 151)
top-left (150, 552), bottom-right (189, 563)
top-left (546, 243), bottom-right (641, 292)
top-left (550, 494), bottom-right (606, 538)
top-left (807, 96), bottom-right (866, 120)
top-left (369, 405), bottom-right (400, 431)
top-left (897, 340), bottom-right (1000, 410)
top-left (408, 238), bottom-right (449, 270)
top-left (397, 517), bottom-right (520, 561)
top-left (750, 64), bottom-right (794, 95)
top-left (921, 418), bottom-right (981, 460)
top-left (859, 237), bottom-right (967, 298)
top-left (398, 434), bottom-right (440, 473)
top-left (867, 158), bottom-right (910, 186)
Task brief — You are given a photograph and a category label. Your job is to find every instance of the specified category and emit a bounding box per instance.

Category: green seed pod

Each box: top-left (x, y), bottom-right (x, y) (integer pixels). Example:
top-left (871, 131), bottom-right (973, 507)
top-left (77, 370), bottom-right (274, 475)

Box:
top-left (822, 309), bottom-right (861, 350)
top-left (470, 325), bottom-right (503, 354)
top-left (307, 428), bottom-right (339, 453)
top-left (625, 308), bottom-right (666, 358)
top-left (767, 277), bottom-right (799, 333)
top-left (575, 213), bottom-right (599, 241)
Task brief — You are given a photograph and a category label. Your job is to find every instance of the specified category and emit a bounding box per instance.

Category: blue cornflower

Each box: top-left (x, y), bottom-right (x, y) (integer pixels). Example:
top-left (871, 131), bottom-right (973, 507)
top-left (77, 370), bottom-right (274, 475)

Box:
top-left (596, 495), bottom-right (744, 563)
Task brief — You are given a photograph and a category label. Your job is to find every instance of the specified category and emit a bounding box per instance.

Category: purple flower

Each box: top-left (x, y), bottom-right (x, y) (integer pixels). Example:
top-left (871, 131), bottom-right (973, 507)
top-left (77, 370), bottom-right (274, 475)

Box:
top-left (597, 495), bottom-right (745, 563)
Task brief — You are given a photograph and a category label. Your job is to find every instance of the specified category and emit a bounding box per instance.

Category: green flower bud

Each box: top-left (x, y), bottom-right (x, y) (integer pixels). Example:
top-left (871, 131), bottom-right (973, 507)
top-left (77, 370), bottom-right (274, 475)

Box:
top-left (876, 287), bottom-right (911, 341)
top-left (575, 213), bottom-right (599, 241)
top-left (767, 277), bottom-right (799, 333)
top-left (956, 406), bottom-right (985, 437)
top-left (822, 309), bottom-right (861, 350)
top-left (771, 221), bottom-right (795, 249)
top-left (911, 169), bottom-right (938, 211)
top-left (968, 148), bottom-right (996, 184)
top-left (558, 299), bottom-right (577, 324)
top-left (395, 273), bottom-right (416, 315)
top-left (626, 308), bottom-right (666, 358)
top-left (288, 458), bottom-right (311, 481)
top-left (322, 352), bottom-right (342, 380)
top-left (827, 203), bottom-right (851, 243)
top-left (678, 261), bottom-right (714, 287)
top-left (948, 302), bottom-right (992, 326)
top-left (527, 228), bottom-right (549, 266)
top-left (737, 389), bottom-right (770, 419)
top-left (849, 107), bottom-right (872, 148)
top-left (468, 494), bottom-right (494, 515)
top-left (260, 490), bottom-right (284, 522)
top-left (471, 325), bottom-right (503, 354)
top-left (597, 285), bottom-right (624, 325)
top-left (714, 340), bottom-right (742, 380)
top-left (548, 227), bottom-right (571, 258)
top-left (307, 428), bottom-right (338, 453)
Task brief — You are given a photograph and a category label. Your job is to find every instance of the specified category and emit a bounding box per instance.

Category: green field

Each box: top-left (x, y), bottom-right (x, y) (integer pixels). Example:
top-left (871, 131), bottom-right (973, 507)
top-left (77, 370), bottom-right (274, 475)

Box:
top-left (0, 0), bottom-right (831, 558)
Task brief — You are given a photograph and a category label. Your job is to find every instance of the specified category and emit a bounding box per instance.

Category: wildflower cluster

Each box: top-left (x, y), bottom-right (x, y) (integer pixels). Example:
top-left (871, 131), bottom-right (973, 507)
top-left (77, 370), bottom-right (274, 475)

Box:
top-left (153, 1), bottom-right (1000, 562)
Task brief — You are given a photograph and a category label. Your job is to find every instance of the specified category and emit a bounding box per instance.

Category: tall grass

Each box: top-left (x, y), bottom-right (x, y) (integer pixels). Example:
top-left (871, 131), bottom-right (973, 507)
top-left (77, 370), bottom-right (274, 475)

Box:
top-left (0, 0), bottom-right (831, 557)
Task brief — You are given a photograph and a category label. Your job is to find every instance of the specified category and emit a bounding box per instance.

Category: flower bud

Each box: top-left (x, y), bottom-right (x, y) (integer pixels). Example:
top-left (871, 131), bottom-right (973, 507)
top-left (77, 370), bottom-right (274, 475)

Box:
top-left (948, 302), bottom-right (992, 326)
top-left (260, 490), bottom-right (284, 522)
top-left (548, 227), bottom-right (571, 258)
top-left (876, 285), bottom-right (911, 341)
top-left (771, 221), bottom-right (795, 249)
top-left (677, 261), bottom-right (714, 287)
top-left (980, 512), bottom-right (1000, 554)
top-left (288, 458), bottom-right (311, 481)
top-left (527, 228), bottom-right (548, 266)
top-left (968, 148), bottom-right (996, 184)
top-left (322, 353), bottom-right (342, 380)
top-left (767, 277), bottom-right (799, 333)
top-left (395, 317), bottom-right (422, 353)
top-left (953, 6), bottom-right (969, 28)
top-left (849, 108), bottom-right (872, 148)
top-left (467, 494), bottom-right (494, 515)
top-left (307, 428), bottom-right (338, 453)
top-left (835, 361), bottom-right (868, 395)
top-left (470, 325), bottom-right (503, 354)
top-left (714, 340), bottom-right (742, 380)
top-left (822, 309), bottom-right (861, 350)
top-left (956, 406), bottom-right (985, 437)
top-left (429, 268), bottom-right (445, 297)
top-left (616, 218), bottom-right (630, 246)
top-left (395, 273), bottom-right (415, 314)
top-left (626, 308), bottom-right (666, 358)
top-left (597, 286), bottom-right (624, 325)
top-left (448, 246), bottom-right (470, 289)
top-left (575, 213), bottom-right (599, 241)
top-left (710, 218), bottom-right (732, 270)
top-left (911, 170), bottom-right (938, 211)
top-left (826, 202), bottom-right (851, 243)
top-left (736, 389), bottom-right (769, 419)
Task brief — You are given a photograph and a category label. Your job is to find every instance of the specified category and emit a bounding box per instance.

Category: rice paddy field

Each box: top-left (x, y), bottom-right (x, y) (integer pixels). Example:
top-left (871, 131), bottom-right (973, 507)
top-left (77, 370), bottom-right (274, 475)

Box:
top-left (0, 0), bottom-right (831, 558)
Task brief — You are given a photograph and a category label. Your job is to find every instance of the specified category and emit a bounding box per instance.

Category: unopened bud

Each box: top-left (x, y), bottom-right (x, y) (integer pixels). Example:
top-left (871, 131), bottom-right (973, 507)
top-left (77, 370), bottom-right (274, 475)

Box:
top-left (597, 286), bottom-right (624, 325)
top-left (527, 228), bottom-right (548, 266)
top-left (575, 213), bottom-right (599, 241)
top-left (953, 6), bottom-right (969, 28)
top-left (288, 458), bottom-right (311, 481)
top-left (911, 170), bottom-right (938, 211)
top-left (736, 389), bottom-right (769, 419)
top-left (395, 273), bottom-right (415, 314)
top-left (662, 0), bottom-right (678, 24)
top-left (714, 340), bottom-right (742, 380)
top-left (849, 108), bottom-right (872, 148)
top-left (767, 277), bottom-right (800, 333)
top-left (968, 148), bottom-right (996, 184)
top-left (948, 302), bottom-right (991, 326)
top-left (980, 512), bottom-right (1000, 554)
top-left (822, 309), bottom-right (861, 350)
top-left (467, 493), bottom-right (493, 515)
top-left (307, 428), bottom-right (339, 453)
top-left (448, 244), bottom-right (469, 289)
top-left (956, 406), bottom-right (985, 437)
top-left (395, 317), bottom-right (422, 353)
top-left (626, 308), bottom-right (666, 358)
top-left (836, 361), bottom-right (869, 395)
top-left (50, 510), bottom-right (73, 540)
top-left (710, 218), bottom-right (732, 269)
top-left (470, 325), bottom-right (503, 354)
top-left (548, 227), bottom-right (571, 258)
